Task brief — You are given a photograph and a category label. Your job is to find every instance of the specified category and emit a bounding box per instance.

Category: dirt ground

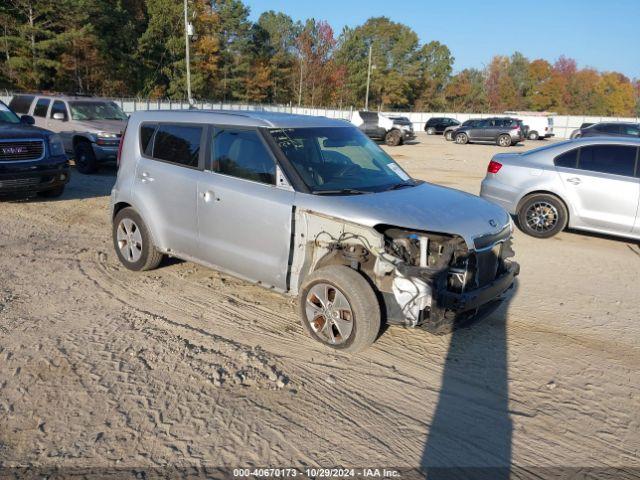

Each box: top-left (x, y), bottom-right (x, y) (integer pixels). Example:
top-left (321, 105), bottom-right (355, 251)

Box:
top-left (0, 133), bottom-right (639, 477)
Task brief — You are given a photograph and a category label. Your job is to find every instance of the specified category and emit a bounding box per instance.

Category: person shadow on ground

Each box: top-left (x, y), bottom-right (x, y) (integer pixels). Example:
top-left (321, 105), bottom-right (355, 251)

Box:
top-left (421, 275), bottom-right (518, 480)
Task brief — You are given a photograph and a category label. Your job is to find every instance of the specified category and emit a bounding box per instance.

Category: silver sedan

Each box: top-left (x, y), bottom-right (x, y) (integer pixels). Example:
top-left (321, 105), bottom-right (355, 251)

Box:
top-left (480, 137), bottom-right (640, 240)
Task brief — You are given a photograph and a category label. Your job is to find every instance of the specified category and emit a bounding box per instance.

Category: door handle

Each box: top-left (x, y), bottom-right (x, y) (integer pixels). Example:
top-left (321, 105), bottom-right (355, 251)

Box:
top-left (566, 177), bottom-right (581, 185)
top-left (139, 171), bottom-right (154, 183)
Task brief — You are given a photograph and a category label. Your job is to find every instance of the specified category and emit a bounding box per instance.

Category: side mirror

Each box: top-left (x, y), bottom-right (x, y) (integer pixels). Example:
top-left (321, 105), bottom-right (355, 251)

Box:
top-left (20, 115), bottom-right (35, 125)
top-left (52, 112), bottom-right (66, 121)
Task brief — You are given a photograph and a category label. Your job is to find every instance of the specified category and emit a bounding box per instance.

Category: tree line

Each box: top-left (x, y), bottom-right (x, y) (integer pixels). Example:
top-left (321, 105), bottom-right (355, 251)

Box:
top-left (1, 0), bottom-right (639, 116)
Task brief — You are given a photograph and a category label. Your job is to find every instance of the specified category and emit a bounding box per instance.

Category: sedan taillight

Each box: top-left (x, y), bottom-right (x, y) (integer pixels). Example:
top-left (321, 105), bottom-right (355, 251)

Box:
top-left (487, 160), bottom-right (503, 174)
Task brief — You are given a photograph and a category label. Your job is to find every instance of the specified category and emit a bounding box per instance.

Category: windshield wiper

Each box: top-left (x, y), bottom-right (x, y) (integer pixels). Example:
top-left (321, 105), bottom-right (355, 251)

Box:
top-left (384, 181), bottom-right (416, 191)
top-left (311, 188), bottom-right (371, 195)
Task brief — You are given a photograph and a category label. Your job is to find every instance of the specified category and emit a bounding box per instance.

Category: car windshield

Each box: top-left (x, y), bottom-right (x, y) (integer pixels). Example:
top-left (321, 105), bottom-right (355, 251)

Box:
top-left (0, 102), bottom-right (20, 124)
top-left (69, 101), bottom-right (127, 121)
top-left (269, 126), bottom-right (415, 194)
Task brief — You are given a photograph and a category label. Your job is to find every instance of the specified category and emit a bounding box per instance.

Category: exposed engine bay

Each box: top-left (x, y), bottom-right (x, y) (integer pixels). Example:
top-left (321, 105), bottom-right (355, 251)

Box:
top-left (289, 209), bottom-right (519, 330)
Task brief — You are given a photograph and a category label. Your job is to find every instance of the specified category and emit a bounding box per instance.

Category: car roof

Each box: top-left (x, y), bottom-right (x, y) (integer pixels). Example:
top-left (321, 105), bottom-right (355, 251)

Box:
top-left (523, 136), bottom-right (640, 156)
top-left (15, 93), bottom-right (114, 102)
top-left (129, 109), bottom-right (351, 128)
top-left (586, 121), bottom-right (639, 127)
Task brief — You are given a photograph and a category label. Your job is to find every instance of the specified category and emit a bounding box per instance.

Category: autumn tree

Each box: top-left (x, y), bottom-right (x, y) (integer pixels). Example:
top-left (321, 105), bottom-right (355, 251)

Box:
top-left (415, 41), bottom-right (454, 111)
top-left (486, 56), bottom-right (518, 112)
top-left (445, 68), bottom-right (487, 112)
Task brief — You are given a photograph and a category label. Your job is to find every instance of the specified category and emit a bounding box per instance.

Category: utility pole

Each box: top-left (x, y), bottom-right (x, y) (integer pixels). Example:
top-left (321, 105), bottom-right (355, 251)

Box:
top-left (297, 59), bottom-right (303, 107)
top-left (183, 0), bottom-right (193, 106)
top-left (364, 43), bottom-right (372, 111)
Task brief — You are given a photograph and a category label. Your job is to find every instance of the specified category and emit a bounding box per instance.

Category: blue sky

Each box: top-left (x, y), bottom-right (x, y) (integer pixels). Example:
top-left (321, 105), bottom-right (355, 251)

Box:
top-left (245, 0), bottom-right (640, 79)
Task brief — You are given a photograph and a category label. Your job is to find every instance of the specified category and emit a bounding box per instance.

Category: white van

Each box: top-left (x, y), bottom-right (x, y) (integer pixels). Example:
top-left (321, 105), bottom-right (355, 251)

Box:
top-left (504, 112), bottom-right (554, 140)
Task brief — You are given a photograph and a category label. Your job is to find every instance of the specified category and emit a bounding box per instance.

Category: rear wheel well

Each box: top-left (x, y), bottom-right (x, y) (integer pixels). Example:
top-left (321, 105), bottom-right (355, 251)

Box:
top-left (517, 191), bottom-right (570, 222)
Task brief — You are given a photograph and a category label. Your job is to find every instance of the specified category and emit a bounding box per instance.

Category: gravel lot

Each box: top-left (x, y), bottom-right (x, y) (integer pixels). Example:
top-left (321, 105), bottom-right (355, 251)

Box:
top-left (0, 132), bottom-right (639, 477)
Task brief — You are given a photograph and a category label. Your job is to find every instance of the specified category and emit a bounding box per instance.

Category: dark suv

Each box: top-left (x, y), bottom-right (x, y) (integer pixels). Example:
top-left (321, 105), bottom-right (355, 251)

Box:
top-left (570, 122), bottom-right (640, 140)
top-left (424, 117), bottom-right (460, 135)
top-left (0, 101), bottom-right (69, 197)
top-left (453, 117), bottom-right (525, 147)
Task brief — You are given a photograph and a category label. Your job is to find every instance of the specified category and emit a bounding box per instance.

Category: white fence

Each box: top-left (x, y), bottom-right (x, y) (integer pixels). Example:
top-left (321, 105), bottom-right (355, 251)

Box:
top-left (2, 93), bottom-right (638, 139)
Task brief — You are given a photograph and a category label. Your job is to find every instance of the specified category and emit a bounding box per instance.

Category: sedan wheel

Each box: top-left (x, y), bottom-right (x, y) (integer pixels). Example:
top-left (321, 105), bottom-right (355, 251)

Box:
top-left (517, 194), bottom-right (568, 238)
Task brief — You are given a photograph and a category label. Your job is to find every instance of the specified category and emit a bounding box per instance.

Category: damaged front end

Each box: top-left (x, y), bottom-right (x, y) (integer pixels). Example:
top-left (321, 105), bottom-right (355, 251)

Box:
top-left (379, 227), bottom-right (519, 331)
top-left (290, 209), bottom-right (519, 332)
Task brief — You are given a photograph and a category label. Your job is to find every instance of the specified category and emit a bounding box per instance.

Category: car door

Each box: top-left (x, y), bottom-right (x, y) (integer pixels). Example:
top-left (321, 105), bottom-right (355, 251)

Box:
top-left (556, 144), bottom-right (639, 233)
top-left (196, 126), bottom-right (295, 290)
top-left (469, 119), bottom-right (490, 140)
top-left (46, 100), bottom-right (74, 151)
top-left (133, 123), bottom-right (203, 255)
top-left (31, 98), bottom-right (51, 129)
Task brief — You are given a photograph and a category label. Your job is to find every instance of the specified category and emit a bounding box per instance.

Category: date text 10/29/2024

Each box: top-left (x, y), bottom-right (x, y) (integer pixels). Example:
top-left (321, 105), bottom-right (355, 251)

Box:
top-left (233, 468), bottom-right (402, 478)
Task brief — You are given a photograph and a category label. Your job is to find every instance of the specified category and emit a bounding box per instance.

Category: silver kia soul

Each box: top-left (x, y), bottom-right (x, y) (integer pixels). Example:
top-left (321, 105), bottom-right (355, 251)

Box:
top-left (111, 110), bottom-right (519, 352)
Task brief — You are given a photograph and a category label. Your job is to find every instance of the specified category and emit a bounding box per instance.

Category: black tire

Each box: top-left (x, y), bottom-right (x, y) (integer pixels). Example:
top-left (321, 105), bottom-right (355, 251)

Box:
top-left (112, 207), bottom-right (163, 271)
top-left (426, 127), bottom-right (436, 135)
top-left (454, 132), bottom-right (468, 144)
top-left (298, 265), bottom-right (381, 353)
top-left (74, 141), bottom-right (98, 174)
top-left (445, 130), bottom-right (454, 141)
top-left (497, 134), bottom-right (512, 147)
top-left (528, 130), bottom-right (539, 141)
top-left (517, 193), bottom-right (568, 238)
top-left (384, 129), bottom-right (402, 147)
top-left (37, 186), bottom-right (65, 198)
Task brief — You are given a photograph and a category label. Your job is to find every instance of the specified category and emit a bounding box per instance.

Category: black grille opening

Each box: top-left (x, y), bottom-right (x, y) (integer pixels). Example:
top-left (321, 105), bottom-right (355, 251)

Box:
top-left (0, 140), bottom-right (45, 161)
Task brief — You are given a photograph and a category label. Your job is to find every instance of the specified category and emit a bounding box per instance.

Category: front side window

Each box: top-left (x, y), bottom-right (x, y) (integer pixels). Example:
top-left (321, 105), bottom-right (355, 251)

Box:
top-left (68, 101), bottom-right (127, 121)
top-left (269, 126), bottom-right (414, 194)
top-left (152, 124), bottom-right (202, 168)
top-left (621, 124), bottom-right (640, 136)
top-left (33, 98), bottom-right (50, 117)
top-left (212, 128), bottom-right (275, 184)
top-left (578, 145), bottom-right (637, 177)
top-left (50, 101), bottom-right (68, 120)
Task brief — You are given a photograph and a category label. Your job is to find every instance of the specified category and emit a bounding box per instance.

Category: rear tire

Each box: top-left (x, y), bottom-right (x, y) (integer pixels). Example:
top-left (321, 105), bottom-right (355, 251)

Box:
top-left (497, 134), bottom-right (512, 147)
top-left (426, 127), bottom-right (436, 135)
top-left (384, 129), bottom-right (402, 147)
top-left (455, 132), bottom-right (468, 144)
top-left (517, 193), bottom-right (568, 238)
top-left (74, 141), bottom-right (98, 174)
top-left (38, 186), bottom-right (65, 198)
top-left (298, 265), bottom-right (381, 353)
top-left (528, 131), bottom-right (539, 140)
top-left (112, 207), bottom-right (163, 271)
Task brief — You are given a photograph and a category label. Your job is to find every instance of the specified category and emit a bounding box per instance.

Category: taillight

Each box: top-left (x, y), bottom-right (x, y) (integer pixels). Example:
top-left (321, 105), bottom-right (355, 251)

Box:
top-left (487, 160), bottom-right (502, 174)
top-left (117, 123), bottom-right (127, 168)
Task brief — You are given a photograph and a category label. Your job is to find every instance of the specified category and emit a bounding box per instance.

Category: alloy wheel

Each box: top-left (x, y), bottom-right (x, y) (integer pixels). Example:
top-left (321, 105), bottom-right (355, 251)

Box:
top-left (116, 218), bottom-right (143, 263)
top-left (525, 201), bottom-right (559, 233)
top-left (305, 283), bottom-right (354, 345)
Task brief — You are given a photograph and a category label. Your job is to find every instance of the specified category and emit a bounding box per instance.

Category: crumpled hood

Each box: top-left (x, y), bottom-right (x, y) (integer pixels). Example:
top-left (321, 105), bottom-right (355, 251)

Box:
top-left (295, 182), bottom-right (511, 250)
top-left (0, 123), bottom-right (50, 140)
top-left (74, 119), bottom-right (126, 135)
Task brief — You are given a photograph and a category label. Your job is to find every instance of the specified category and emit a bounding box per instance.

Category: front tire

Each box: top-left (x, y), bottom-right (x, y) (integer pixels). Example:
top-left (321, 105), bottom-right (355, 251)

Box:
top-left (384, 129), bottom-right (402, 147)
top-left (455, 132), bottom-right (468, 144)
top-left (426, 127), bottom-right (436, 135)
top-left (528, 131), bottom-right (539, 141)
top-left (298, 265), bottom-right (381, 353)
top-left (445, 130), bottom-right (454, 141)
top-left (74, 141), bottom-right (98, 174)
top-left (112, 208), bottom-right (163, 271)
top-left (517, 193), bottom-right (568, 238)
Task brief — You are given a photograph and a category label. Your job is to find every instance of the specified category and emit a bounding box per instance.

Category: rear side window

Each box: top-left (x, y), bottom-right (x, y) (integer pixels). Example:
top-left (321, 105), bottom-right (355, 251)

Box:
top-left (50, 101), bottom-right (68, 120)
top-left (9, 95), bottom-right (34, 114)
top-left (578, 145), bottom-right (637, 177)
top-left (212, 128), bottom-right (275, 185)
top-left (151, 124), bottom-right (202, 168)
top-left (140, 124), bottom-right (156, 155)
top-left (554, 149), bottom-right (578, 168)
top-left (33, 98), bottom-right (50, 117)
top-left (595, 123), bottom-right (620, 134)
top-left (621, 124), bottom-right (640, 136)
